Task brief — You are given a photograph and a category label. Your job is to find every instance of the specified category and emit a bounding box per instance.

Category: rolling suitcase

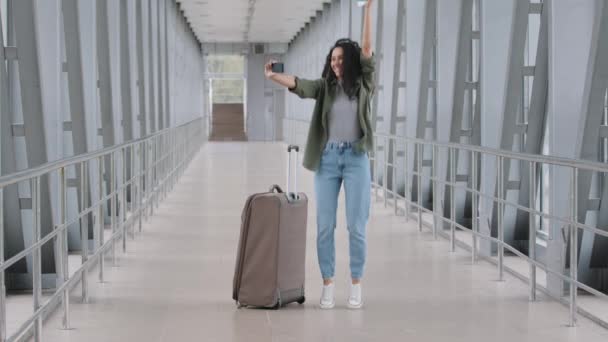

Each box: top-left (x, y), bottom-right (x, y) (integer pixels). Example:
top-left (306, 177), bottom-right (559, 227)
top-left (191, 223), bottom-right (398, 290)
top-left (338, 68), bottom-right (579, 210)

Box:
top-left (232, 145), bottom-right (308, 309)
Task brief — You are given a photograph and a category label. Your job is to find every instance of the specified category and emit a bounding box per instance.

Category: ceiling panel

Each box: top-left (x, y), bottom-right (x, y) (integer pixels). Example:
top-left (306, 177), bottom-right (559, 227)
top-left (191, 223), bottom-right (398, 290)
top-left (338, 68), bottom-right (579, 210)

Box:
top-left (177, 0), bottom-right (330, 43)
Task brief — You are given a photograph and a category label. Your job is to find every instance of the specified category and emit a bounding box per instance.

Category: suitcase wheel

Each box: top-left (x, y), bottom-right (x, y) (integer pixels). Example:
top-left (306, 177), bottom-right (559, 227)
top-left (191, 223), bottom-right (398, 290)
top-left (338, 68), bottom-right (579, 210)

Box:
top-left (297, 296), bottom-right (305, 304)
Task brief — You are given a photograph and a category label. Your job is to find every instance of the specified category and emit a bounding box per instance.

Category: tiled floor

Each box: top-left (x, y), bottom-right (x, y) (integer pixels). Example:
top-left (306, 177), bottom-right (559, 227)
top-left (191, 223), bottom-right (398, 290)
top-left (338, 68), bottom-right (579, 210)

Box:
top-left (34, 142), bottom-right (608, 341)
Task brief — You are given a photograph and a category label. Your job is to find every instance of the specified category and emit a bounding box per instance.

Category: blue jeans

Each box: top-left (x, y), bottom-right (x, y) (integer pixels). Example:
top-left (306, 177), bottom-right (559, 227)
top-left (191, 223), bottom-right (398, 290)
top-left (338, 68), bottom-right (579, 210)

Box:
top-left (314, 141), bottom-right (371, 280)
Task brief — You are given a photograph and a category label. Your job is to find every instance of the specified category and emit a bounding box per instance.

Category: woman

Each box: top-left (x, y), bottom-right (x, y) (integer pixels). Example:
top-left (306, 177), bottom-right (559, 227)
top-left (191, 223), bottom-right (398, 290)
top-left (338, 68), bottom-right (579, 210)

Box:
top-left (264, 0), bottom-right (375, 309)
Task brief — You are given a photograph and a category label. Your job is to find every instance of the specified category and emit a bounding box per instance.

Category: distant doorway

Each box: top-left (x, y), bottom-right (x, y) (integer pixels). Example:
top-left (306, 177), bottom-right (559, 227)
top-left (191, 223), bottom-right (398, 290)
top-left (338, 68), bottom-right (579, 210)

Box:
top-left (210, 102), bottom-right (246, 141)
top-left (205, 55), bottom-right (247, 141)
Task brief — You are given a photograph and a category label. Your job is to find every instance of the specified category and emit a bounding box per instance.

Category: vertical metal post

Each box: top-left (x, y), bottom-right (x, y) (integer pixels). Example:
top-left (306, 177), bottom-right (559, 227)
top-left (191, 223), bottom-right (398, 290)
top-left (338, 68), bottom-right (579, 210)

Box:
top-left (0, 186), bottom-right (5, 341)
top-left (157, 137), bottom-right (160, 200)
top-left (92, 164), bottom-right (99, 265)
top-left (148, 139), bottom-right (152, 218)
top-left (60, 168), bottom-right (70, 329)
top-left (163, 136), bottom-right (166, 196)
top-left (472, 151), bottom-right (478, 263)
top-left (122, 148), bottom-right (127, 253)
top-left (97, 0), bottom-right (117, 155)
top-left (405, 140), bottom-right (410, 221)
top-left (171, 134), bottom-right (173, 182)
top-left (286, 143), bottom-right (291, 195)
top-left (158, 136), bottom-right (162, 201)
top-left (147, 141), bottom-right (150, 203)
top-left (178, 131), bottom-right (181, 183)
top-left (156, 136), bottom-right (159, 207)
top-left (432, 144), bottom-right (438, 239)
top-left (150, 137), bottom-right (154, 215)
top-left (147, 0), bottom-right (156, 133)
top-left (417, 143), bottom-right (423, 231)
top-left (529, 161), bottom-right (537, 301)
top-left (293, 142), bottom-right (298, 198)
top-left (374, 136), bottom-right (379, 201)
top-left (156, 136), bottom-right (160, 209)
top-left (136, 0), bottom-right (147, 138)
top-left (150, 138), bottom-right (155, 216)
top-left (450, 148), bottom-right (456, 252)
top-left (98, 157), bottom-right (104, 282)
top-left (165, 135), bottom-right (169, 198)
top-left (569, 168), bottom-right (578, 327)
top-left (178, 131), bottom-right (181, 181)
top-left (144, 140), bottom-right (149, 223)
top-left (131, 144), bottom-right (136, 238)
top-left (171, 132), bottom-right (175, 189)
top-left (384, 137), bottom-right (389, 207)
top-left (80, 162), bottom-right (89, 303)
top-left (498, 156), bottom-right (504, 280)
top-left (32, 177), bottom-right (42, 341)
top-left (169, 133), bottom-right (173, 191)
top-left (173, 132), bottom-right (178, 189)
top-left (52, 180), bottom-right (64, 333)
top-left (160, 136), bottom-right (165, 200)
top-left (138, 143), bottom-right (143, 233)
top-left (393, 138), bottom-right (398, 214)
top-left (161, 138), bottom-right (163, 197)
top-left (111, 153), bottom-right (116, 266)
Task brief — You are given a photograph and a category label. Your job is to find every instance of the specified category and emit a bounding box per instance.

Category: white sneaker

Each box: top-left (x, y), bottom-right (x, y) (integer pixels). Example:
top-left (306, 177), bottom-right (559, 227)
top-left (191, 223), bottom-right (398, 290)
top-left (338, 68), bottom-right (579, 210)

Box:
top-left (319, 283), bottom-right (335, 309)
top-left (347, 283), bottom-right (363, 309)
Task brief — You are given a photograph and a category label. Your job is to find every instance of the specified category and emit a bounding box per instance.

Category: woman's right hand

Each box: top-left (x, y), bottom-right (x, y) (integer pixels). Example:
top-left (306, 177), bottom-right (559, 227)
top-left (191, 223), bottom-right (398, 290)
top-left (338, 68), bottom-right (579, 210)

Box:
top-left (265, 60), bottom-right (277, 79)
top-left (264, 61), bottom-right (296, 89)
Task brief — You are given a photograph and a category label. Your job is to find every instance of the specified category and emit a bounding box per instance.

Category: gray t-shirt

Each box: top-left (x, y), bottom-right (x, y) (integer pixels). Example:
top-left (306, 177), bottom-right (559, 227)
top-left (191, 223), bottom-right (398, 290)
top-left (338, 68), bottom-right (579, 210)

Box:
top-left (327, 82), bottom-right (362, 143)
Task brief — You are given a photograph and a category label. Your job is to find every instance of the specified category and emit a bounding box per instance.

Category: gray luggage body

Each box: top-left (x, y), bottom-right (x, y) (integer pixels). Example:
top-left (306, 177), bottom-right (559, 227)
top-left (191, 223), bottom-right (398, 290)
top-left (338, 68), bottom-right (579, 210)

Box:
top-left (232, 146), bottom-right (307, 308)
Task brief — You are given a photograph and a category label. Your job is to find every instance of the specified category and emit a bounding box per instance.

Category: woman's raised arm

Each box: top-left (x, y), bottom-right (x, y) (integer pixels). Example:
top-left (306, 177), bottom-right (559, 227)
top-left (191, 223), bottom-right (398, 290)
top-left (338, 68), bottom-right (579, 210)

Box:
top-left (361, 0), bottom-right (373, 59)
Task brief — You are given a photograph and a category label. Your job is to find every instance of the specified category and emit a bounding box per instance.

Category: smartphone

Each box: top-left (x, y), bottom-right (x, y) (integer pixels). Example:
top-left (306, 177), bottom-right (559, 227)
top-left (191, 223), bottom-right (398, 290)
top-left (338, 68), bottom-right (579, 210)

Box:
top-left (271, 62), bottom-right (284, 73)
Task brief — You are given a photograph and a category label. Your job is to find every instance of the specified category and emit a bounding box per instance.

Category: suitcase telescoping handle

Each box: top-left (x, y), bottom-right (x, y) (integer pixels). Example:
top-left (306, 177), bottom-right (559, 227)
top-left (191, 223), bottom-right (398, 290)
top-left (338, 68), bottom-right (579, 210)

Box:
top-left (286, 145), bottom-right (299, 201)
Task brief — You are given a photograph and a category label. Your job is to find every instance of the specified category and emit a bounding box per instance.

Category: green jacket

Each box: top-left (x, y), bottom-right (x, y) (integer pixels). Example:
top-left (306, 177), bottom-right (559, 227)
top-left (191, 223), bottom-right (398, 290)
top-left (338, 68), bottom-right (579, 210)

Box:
top-left (288, 52), bottom-right (376, 171)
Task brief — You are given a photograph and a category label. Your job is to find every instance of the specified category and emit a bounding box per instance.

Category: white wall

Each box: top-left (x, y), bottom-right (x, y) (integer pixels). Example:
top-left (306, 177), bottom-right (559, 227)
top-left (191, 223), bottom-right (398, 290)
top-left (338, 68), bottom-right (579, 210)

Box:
top-left (246, 53), bottom-right (284, 141)
top-left (169, 0), bottom-right (204, 127)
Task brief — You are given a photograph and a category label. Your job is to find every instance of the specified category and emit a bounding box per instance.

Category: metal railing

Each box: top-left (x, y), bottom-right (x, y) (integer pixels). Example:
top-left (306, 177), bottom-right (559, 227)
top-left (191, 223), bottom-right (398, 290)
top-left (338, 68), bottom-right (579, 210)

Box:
top-left (0, 118), bottom-right (204, 342)
top-left (370, 133), bottom-right (608, 328)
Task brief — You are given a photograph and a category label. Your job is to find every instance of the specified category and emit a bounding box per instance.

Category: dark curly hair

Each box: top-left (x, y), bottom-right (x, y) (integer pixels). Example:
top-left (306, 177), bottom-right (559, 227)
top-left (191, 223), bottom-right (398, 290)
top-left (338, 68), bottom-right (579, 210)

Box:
top-left (322, 38), bottom-right (362, 100)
